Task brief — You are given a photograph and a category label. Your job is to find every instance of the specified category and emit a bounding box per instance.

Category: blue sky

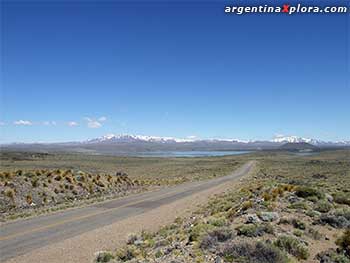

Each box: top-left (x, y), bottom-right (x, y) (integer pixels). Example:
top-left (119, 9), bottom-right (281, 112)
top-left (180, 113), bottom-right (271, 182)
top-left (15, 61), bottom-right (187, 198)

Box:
top-left (1, 1), bottom-right (349, 143)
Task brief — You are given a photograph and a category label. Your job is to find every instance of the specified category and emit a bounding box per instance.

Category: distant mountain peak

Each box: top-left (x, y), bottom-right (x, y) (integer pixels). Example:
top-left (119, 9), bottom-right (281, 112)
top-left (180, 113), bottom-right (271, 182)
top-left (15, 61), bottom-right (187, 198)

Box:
top-left (272, 135), bottom-right (350, 146)
top-left (279, 142), bottom-right (319, 151)
top-left (83, 134), bottom-right (350, 146)
top-left (85, 134), bottom-right (198, 144)
top-left (272, 135), bottom-right (317, 144)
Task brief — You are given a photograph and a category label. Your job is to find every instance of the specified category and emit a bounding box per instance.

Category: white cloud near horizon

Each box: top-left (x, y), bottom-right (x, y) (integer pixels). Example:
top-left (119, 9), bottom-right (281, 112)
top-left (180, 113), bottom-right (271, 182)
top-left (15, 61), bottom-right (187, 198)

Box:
top-left (14, 120), bottom-right (33, 126)
top-left (67, 121), bottom-right (78, 127)
top-left (84, 117), bottom-right (106, 128)
top-left (0, 121), bottom-right (5, 126)
top-left (43, 121), bottom-right (57, 126)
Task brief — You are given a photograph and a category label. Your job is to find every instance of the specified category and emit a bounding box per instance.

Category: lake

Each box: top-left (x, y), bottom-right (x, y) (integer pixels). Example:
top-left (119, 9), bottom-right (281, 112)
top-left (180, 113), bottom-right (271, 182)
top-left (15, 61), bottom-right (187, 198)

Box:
top-left (133, 151), bottom-right (252, 157)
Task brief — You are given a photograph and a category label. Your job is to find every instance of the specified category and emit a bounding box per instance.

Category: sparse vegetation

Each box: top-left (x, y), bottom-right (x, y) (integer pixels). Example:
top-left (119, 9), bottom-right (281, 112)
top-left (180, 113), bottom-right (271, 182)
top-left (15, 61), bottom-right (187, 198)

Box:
top-left (295, 186), bottom-right (324, 200)
top-left (220, 241), bottom-right (288, 263)
top-left (336, 228), bottom-right (350, 257)
top-left (315, 200), bottom-right (333, 213)
top-left (274, 235), bottom-right (309, 260)
top-left (92, 150), bottom-right (350, 262)
top-left (0, 167), bottom-right (141, 221)
top-left (1, 150), bottom-right (350, 262)
top-left (236, 223), bottom-right (274, 237)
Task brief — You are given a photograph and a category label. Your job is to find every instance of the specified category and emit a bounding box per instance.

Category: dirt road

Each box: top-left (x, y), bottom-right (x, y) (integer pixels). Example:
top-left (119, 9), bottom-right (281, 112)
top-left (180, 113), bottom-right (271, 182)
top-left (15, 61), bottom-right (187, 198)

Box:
top-left (0, 161), bottom-right (255, 263)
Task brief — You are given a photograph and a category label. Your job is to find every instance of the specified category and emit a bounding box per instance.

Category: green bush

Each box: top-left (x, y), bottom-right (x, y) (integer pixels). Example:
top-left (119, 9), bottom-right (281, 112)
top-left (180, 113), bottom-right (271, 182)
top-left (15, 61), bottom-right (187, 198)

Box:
top-left (155, 250), bottom-right (163, 258)
top-left (115, 247), bottom-right (136, 261)
top-left (200, 227), bottom-right (233, 250)
top-left (95, 252), bottom-right (114, 263)
top-left (31, 177), bottom-right (40, 187)
top-left (334, 193), bottom-right (350, 206)
top-left (293, 230), bottom-right (303, 237)
top-left (307, 227), bottom-right (322, 240)
top-left (220, 241), bottom-right (288, 263)
top-left (291, 219), bottom-right (306, 230)
top-left (189, 222), bottom-right (214, 242)
top-left (288, 201), bottom-right (309, 210)
top-left (335, 208), bottom-right (350, 221)
top-left (295, 186), bottom-right (324, 200)
top-left (316, 249), bottom-right (350, 263)
top-left (274, 235), bottom-right (309, 260)
top-left (319, 214), bottom-right (350, 229)
top-left (236, 224), bottom-right (274, 237)
top-left (315, 200), bottom-right (333, 213)
top-left (207, 216), bottom-right (228, 227)
top-left (336, 228), bottom-right (350, 257)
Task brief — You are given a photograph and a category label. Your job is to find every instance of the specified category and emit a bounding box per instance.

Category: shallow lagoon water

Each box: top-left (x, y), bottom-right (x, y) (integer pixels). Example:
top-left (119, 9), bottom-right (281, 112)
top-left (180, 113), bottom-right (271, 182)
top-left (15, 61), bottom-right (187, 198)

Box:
top-left (134, 151), bottom-right (252, 157)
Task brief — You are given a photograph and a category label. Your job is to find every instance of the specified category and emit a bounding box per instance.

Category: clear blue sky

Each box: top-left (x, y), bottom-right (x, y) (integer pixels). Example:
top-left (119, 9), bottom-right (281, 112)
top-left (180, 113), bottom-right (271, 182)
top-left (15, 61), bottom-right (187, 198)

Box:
top-left (1, 1), bottom-right (349, 143)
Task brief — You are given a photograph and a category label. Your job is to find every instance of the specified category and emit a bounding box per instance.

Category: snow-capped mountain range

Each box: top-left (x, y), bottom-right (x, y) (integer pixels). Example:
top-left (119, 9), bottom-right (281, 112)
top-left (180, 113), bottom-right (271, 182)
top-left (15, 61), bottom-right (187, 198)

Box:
top-left (84, 134), bottom-right (350, 146)
top-left (85, 134), bottom-right (197, 143)
top-left (2, 134), bottom-right (349, 154)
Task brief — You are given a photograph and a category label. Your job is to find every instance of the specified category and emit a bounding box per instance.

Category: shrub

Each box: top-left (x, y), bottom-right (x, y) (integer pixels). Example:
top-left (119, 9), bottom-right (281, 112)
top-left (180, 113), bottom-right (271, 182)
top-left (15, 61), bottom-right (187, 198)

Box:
top-left (278, 218), bottom-right (291, 225)
top-left (26, 194), bottom-right (32, 205)
top-left (306, 210), bottom-right (321, 218)
top-left (189, 222), bottom-right (214, 242)
top-left (241, 200), bottom-right (253, 210)
top-left (95, 251), bottom-right (114, 263)
top-left (319, 214), bottom-right (350, 229)
top-left (295, 186), bottom-right (324, 200)
top-left (282, 184), bottom-right (295, 192)
top-left (291, 219), bottom-right (306, 230)
top-left (293, 230), bottom-right (303, 237)
top-left (307, 195), bottom-right (319, 203)
top-left (31, 177), bottom-right (40, 187)
top-left (274, 235), bottom-right (309, 260)
top-left (65, 176), bottom-right (74, 184)
top-left (288, 201), bottom-right (309, 210)
top-left (335, 208), bottom-right (350, 221)
top-left (200, 233), bottom-right (218, 250)
top-left (204, 227), bottom-right (232, 244)
top-left (54, 174), bottom-right (62, 181)
top-left (220, 241), bottom-right (288, 263)
top-left (336, 228), bottom-right (350, 257)
top-left (334, 193), bottom-right (350, 206)
top-left (126, 234), bottom-right (138, 245)
top-left (115, 247), bottom-right (136, 261)
top-left (4, 188), bottom-right (15, 201)
top-left (24, 172), bottom-right (35, 178)
top-left (236, 224), bottom-right (274, 237)
top-left (272, 186), bottom-right (285, 197)
top-left (262, 192), bottom-right (273, 201)
top-left (316, 249), bottom-right (350, 263)
top-left (155, 250), bottom-right (163, 258)
top-left (207, 217), bottom-right (228, 227)
top-left (306, 227), bottom-right (322, 240)
top-left (315, 200), bottom-right (333, 213)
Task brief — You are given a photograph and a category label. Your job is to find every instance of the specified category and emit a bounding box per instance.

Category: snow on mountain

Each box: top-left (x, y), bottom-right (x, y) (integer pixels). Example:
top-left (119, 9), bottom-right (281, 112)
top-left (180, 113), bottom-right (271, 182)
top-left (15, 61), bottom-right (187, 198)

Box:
top-left (272, 135), bottom-right (319, 144)
top-left (85, 134), bottom-right (198, 144)
top-left (85, 134), bottom-right (249, 144)
top-left (84, 134), bottom-right (350, 146)
top-left (271, 135), bottom-right (350, 146)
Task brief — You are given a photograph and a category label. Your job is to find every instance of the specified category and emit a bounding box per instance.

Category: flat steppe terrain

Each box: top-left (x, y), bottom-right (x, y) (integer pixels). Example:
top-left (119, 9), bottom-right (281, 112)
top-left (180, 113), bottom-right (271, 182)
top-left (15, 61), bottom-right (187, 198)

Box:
top-left (1, 150), bottom-right (350, 263)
